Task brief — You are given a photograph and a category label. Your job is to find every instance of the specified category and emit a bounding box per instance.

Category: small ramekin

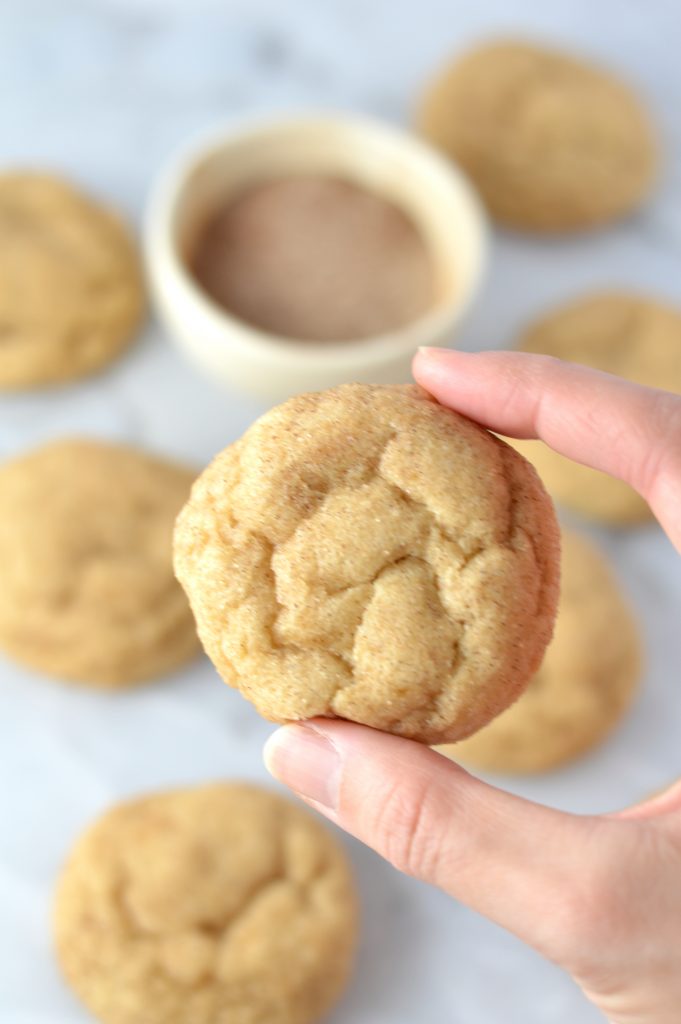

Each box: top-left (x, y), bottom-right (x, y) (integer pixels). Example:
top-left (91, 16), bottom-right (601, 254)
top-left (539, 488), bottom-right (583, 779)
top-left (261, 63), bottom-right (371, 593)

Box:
top-left (145, 113), bottom-right (487, 402)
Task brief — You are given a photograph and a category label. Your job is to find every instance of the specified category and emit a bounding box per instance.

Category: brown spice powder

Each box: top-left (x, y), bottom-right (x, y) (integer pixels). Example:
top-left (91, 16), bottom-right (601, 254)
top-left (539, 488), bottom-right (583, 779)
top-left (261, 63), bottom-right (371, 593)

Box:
top-left (188, 175), bottom-right (436, 342)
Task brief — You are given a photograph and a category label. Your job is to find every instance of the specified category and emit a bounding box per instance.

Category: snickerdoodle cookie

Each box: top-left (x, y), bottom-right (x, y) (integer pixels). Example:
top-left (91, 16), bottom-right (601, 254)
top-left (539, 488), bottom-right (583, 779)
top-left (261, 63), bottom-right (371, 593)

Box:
top-left (0, 438), bottom-right (199, 686)
top-left (513, 291), bottom-right (681, 524)
top-left (54, 783), bottom-right (357, 1024)
top-left (174, 384), bottom-right (560, 744)
top-left (0, 172), bottom-right (144, 388)
top-left (417, 40), bottom-right (657, 231)
top-left (437, 530), bottom-right (641, 774)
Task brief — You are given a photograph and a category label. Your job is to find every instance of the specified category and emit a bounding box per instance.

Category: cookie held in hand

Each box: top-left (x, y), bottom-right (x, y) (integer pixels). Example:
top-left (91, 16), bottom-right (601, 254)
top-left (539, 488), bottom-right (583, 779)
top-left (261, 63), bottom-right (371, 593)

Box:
top-left (437, 530), bottom-right (642, 774)
top-left (175, 384), bottom-right (560, 744)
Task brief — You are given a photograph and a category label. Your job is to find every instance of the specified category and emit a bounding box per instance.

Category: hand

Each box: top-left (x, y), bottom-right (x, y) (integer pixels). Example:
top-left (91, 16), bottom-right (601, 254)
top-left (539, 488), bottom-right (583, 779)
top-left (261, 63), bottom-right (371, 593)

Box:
top-left (264, 348), bottom-right (681, 1024)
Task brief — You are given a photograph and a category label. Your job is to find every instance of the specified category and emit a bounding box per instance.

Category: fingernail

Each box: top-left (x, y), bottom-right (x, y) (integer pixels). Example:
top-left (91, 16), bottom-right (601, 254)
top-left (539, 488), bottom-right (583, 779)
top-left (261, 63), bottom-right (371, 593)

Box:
top-left (264, 723), bottom-right (341, 811)
top-left (415, 347), bottom-right (459, 371)
top-left (418, 346), bottom-right (477, 357)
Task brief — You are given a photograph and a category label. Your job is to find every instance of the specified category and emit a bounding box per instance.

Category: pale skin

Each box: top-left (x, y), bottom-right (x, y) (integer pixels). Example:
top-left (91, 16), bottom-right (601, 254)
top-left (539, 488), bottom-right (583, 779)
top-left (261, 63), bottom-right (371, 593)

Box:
top-left (264, 348), bottom-right (681, 1024)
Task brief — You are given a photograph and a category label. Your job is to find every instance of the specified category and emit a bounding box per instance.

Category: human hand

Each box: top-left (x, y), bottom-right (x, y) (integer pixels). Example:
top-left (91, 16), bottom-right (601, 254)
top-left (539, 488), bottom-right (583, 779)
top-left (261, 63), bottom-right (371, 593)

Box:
top-left (264, 348), bottom-right (681, 1024)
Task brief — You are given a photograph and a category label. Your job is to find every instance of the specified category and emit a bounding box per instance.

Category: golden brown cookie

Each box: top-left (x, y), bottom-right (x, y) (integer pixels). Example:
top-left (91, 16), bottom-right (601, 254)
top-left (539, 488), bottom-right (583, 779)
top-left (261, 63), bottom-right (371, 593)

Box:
top-left (513, 291), bottom-right (681, 524)
top-left (174, 383), bottom-right (560, 744)
top-left (417, 40), bottom-right (657, 232)
top-left (437, 530), bottom-right (641, 773)
top-left (54, 783), bottom-right (358, 1024)
top-left (0, 438), bottom-right (199, 686)
top-left (0, 172), bottom-right (144, 388)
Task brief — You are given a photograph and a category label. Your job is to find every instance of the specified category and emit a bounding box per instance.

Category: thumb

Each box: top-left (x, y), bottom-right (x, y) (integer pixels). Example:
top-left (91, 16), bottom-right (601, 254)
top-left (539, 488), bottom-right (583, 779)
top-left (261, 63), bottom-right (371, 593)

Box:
top-left (264, 719), bottom-right (602, 965)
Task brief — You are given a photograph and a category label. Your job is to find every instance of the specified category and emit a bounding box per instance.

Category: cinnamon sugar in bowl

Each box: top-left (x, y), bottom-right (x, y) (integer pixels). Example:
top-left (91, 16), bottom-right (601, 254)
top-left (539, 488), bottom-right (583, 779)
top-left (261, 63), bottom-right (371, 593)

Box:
top-left (145, 115), bottom-right (487, 401)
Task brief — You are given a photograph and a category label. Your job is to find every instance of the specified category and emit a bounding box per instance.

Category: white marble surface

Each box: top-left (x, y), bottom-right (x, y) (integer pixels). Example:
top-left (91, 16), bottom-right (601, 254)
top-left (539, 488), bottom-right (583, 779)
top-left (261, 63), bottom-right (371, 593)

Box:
top-left (1, 1), bottom-right (681, 1022)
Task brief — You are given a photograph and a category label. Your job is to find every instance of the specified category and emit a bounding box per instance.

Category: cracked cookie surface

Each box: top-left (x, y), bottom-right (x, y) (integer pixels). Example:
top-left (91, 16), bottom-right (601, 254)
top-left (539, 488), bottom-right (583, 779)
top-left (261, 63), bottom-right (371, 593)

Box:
top-left (437, 530), bottom-right (641, 773)
top-left (54, 783), bottom-right (358, 1024)
top-left (417, 39), bottom-right (657, 232)
top-left (513, 291), bottom-right (681, 524)
top-left (0, 438), bottom-right (199, 686)
top-left (174, 384), bottom-right (560, 744)
top-left (0, 172), bottom-right (144, 388)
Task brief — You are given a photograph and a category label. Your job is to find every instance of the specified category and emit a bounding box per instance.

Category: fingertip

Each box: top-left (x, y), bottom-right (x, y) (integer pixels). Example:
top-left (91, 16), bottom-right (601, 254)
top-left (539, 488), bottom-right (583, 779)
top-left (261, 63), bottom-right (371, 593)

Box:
top-left (262, 726), bottom-right (287, 777)
top-left (412, 346), bottom-right (433, 384)
top-left (413, 346), bottom-right (480, 391)
top-left (263, 721), bottom-right (341, 812)
top-left (413, 345), bottom-right (453, 377)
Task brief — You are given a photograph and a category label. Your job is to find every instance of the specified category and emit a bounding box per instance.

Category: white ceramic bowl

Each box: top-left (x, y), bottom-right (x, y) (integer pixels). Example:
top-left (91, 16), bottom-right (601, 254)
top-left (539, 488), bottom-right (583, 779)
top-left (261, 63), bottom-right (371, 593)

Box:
top-left (145, 113), bottom-right (487, 402)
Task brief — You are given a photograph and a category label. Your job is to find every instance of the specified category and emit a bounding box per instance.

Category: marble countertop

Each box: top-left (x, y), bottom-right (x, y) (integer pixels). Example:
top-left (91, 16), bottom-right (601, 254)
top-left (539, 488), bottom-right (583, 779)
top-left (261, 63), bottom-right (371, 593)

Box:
top-left (1, 1), bottom-right (680, 1022)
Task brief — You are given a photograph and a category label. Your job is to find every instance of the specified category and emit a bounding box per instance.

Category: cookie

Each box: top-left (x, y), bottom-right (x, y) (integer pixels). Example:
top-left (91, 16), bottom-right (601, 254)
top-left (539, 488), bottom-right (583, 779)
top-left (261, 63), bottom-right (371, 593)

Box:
top-left (54, 783), bottom-right (358, 1024)
top-left (0, 438), bottom-right (199, 686)
top-left (513, 291), bottom-right (681, 524)
top-left (0, 172), bottom-right (144, 388)
top-left (417, 40), bottom-right (657, 232)
top-left (174, 383), bottom-right (560, 745)
top-left (436, 530), bottom-right (641, 773)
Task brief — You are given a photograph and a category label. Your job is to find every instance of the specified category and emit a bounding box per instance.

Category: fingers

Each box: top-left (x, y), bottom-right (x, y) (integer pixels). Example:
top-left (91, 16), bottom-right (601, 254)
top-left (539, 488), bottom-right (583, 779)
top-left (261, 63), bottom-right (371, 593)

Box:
top-left (264, 719), bottom-right (594, 962)
top-left (413, 348), bottom-right (681, 549)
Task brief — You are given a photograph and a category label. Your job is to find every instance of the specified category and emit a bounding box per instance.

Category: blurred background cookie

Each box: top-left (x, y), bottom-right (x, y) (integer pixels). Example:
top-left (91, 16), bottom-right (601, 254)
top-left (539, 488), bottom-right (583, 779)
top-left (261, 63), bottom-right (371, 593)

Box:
top-left (417, 39), bottom-right (657, 232)
top-left (54, 783), bottom-right (358, 1024)
top-left (437, 530), bottom-right (642, 774)
top-left (0, 172), bottom-right (144, 389)
top-left (174, 383), bottom-right (560, 745)
top-left (512, 290), bottom-right (681, 524)
top-left (0, 438), bottom-right (199, 686)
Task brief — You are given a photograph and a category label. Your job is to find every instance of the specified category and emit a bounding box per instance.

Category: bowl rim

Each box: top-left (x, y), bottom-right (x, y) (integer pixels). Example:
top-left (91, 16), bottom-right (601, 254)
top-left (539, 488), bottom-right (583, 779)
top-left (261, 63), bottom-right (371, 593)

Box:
top-left (144, 110), bottom-right (489, 368)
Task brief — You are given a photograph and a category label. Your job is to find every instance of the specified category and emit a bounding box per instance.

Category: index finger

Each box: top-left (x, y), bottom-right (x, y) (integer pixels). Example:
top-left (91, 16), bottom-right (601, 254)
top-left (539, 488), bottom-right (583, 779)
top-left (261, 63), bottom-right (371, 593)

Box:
top-left (413, 348), bottom-right (681, 551)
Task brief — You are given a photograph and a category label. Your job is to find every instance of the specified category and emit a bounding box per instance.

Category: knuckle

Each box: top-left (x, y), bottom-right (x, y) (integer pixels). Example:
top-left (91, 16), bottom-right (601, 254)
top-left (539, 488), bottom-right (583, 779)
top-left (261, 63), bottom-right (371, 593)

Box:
top-left (638, 392), bottom-right (681, 498)
top-left (517, 354), bottom-right (562, 434)
top-left (369, 776), bottom-right (446, 883)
